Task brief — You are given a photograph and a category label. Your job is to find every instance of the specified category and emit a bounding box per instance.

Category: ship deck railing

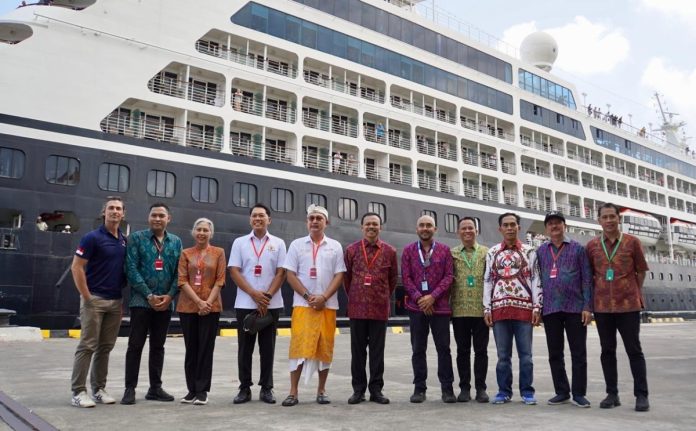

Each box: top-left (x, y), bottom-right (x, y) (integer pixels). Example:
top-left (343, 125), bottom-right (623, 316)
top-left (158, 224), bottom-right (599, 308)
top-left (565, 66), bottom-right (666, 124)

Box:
top-left (390, 97), bottom-right (456, 125)
top-left (195, 41), bottom-right (298, 79)
top-left (501, 161), bottom-right (516, 174)
top-left (148, 74), bottom-right (226, 107)
top-left (388, 135), bottom-right (411, 151)
top-left (229, 137), bottom-right (295, 166)
top-left (461, 118), bottom-right (515, 142)
top-left (520, 135), bottom-right (563, 155)
top-left (233, 97), bottom-right (297, 124)
top-left (303, 73), bottom-right (385, 104)
top-left (524, 198), bottom-right (552, 213)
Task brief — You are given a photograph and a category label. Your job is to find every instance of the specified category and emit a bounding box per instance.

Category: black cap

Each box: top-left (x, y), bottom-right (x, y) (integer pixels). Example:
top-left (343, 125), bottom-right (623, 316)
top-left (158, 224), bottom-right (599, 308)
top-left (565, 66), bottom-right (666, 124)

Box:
top-left (544, 211), bottom-right (566, 225)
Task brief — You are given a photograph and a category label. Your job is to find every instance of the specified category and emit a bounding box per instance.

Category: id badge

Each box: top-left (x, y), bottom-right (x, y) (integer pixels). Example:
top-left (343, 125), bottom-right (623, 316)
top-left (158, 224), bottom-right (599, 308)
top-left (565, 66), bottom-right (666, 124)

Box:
top-left (421, 280), bottom-right (429, 292)
top-left (154, 258), bottom-right (164, 271)
top-left (309, 267), bottom-right (317, 279)
top-left (364, 274), bottom-right (373, 286)
top-left (254, 264), bottom-right (262, 277)
top-left (605, 268), bottom-right (614, 281)
top-left (194, 272), bottom-right (202, 286)
top-left (550, 266), bottom-right (558, 279)
top-left (467, 275), bottom-right (475, 287)
top-left (503, 266), bottom-right (511, 277)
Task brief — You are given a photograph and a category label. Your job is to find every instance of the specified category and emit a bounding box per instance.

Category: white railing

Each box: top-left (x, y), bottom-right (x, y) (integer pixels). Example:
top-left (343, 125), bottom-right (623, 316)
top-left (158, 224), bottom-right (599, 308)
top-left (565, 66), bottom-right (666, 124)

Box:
top-left (481, 188), bottom-right (498, 202)
top-left (303, 153), bottom-right (331, 172)
top-left (364, 130), bottom-right (386, 145)
top-left (417, 139), bottom-right (436, 157)
top-left (331, 117), bottom-right (358, 138)
top-left (389, 169), bottom-right (413, 186)
top-left (148, 74), bottom-right (226, 107)
top-left (389, 134), bottom-right (411, 150)
top-left (462, 151), bottom-right (478, 166)
top-left (504, 192), bottom-right (518, 206)
top-left (481, 156), bottom-right (497, 171)
top-left (302, 111), bottom-right (330, 132)
top-left (101, 114), bottom-right (183, 145)
top-left (186, 129), bottom-right (222, 152)
top-left (232, 96), bottom-right (296, 123)
top-left (501, 161), bottom-right (516, 174)
top-left (196, 40), bottom-right (298, 78)
top-left (462, 117), bottom-right (515, 141)
top-left (438, 145), bottom-right (457, 161)
top-left (463, 184), bottom-right (479, 199)
top-left (331, 156), bottom-right (359, 177)
top-left (303, 71), bottom-right (385, 103)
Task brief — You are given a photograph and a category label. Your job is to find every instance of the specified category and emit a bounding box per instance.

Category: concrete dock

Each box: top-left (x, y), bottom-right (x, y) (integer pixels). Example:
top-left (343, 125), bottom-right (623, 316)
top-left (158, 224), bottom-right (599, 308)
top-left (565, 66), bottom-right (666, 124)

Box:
top-left (1, 322), bottom-right (695, 431)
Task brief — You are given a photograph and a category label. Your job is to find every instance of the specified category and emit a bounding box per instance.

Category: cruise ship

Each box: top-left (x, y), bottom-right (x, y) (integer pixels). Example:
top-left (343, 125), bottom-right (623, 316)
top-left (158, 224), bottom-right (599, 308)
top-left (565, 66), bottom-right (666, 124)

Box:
top-left (1, 0), bottom-right (695, 328)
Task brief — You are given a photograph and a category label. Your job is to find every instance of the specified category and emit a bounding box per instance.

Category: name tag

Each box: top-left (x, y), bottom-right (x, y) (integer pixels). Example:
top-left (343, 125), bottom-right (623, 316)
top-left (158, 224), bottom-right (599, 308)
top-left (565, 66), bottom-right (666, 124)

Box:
top-left (194, 272), bottom-right (202, 286)
top-left (154, 258), bottom-right (164, 271)
top-left (364, 274), bottom-right (372, 286)
top-left (254, 265), bottom-right (262, 277)
top-left (550, 266), bottom-right (558, 279)
top-left (309, 267), bottom-right (317, 279)
top-left (467, 275), bottom-right (475, 287)
top-left (421, 280), bottom-right (429, 292)
top-left (605, 268), bottom-right (614, 281)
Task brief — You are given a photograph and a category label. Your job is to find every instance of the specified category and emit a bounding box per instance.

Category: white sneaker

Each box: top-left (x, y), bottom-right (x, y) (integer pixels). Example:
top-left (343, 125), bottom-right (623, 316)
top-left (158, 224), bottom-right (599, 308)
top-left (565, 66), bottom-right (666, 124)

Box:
top-left (92, 389), bottom-right (116, 404)
top-left (71, 391), bottom-right (96, 408)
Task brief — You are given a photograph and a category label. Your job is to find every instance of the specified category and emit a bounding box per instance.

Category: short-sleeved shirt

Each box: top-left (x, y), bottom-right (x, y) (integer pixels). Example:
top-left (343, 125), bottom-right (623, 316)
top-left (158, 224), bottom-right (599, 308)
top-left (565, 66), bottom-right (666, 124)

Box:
top-left (176, 246), bottom-right (226, 313)
top-left (125, 229), bottom-right (182, 309)
top-left (586, 233), bottom-right (649, 313)
top-left (283, 235), bottom-right (346, 310)
top-left (344, 239), bottom-right (398, 321)
top-left (228, 230), bottom-right (287, 310)
top-left (74, 225), bottom-right (127, 300)
top-left (537, 238), bottom-right (592, 315)
top-left (401, 241), bottom-right (454, 315)
top-left (450, 243), bottom-right (489, 317)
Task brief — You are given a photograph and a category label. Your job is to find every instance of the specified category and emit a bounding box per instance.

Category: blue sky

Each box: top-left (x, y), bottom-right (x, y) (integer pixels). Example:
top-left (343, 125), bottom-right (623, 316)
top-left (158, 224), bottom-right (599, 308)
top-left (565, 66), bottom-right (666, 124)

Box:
top-left (2, 0), bottom-right (694, 144)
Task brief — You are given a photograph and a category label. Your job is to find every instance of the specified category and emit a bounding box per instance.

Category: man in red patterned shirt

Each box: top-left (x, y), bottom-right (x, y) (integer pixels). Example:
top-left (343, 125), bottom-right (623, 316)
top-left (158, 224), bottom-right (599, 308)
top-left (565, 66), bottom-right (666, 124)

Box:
top-left (586, 202), bottom-right (649, 412)
top-left (344, 212), bottom-right (398, 405)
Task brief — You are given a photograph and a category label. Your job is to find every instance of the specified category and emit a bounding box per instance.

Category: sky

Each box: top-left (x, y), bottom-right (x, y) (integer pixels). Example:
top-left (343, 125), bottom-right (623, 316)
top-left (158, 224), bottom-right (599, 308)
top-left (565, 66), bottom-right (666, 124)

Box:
top-left (1, 0), bottom-right (694, 144)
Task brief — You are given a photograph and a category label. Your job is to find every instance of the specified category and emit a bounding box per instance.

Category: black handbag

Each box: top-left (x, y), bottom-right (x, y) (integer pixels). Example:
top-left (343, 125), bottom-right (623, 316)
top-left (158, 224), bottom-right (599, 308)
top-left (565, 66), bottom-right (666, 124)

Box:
top-left (242, 311), bottom-right (274, 335)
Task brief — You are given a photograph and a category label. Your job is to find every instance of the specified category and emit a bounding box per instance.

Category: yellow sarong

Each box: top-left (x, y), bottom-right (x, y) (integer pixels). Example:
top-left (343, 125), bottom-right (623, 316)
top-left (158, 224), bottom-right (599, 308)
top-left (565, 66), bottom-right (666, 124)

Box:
top-left (288, 306), bottom-right (336, 364)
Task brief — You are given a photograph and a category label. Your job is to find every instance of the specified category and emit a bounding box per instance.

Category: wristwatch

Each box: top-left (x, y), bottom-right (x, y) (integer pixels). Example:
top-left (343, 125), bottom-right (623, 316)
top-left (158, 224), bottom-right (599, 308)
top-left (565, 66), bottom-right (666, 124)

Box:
top-left (302, 291), bottom-right (310, 300)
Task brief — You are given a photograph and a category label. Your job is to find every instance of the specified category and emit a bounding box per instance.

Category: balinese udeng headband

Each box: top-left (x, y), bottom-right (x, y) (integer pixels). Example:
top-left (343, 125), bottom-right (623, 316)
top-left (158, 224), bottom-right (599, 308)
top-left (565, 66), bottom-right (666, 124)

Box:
top-left (307, 204), bottom-right (329, 221)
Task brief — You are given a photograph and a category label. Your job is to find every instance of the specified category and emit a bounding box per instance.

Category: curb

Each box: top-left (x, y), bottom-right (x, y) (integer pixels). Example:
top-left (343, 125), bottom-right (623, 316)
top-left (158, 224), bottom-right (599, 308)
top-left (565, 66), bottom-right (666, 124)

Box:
top-left (40, 327), bottom-right (410, 338)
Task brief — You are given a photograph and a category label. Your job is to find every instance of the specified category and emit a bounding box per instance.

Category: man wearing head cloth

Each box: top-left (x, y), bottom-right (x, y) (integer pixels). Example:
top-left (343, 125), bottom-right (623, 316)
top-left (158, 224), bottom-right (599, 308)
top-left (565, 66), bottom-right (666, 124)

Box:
top-left (281, 204), bottom-right (346, 406)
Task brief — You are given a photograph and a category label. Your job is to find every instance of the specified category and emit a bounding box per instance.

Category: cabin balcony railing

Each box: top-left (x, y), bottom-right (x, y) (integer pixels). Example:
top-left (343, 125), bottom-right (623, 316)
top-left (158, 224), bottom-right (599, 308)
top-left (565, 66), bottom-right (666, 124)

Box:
top-left (186, 129), bottom-right (223, 152)
top-left (331, 117), bottom-right (358, 138)
top-left (365, 166), bottom-right (386, 182)
top-left (524, 198), bottom-right (551, 212)
top-left (231, 137), bottom-right (295, 163)
top-left (418, 176), bottom-right (438, 191)
top-left (195, 41), bottom-right (298, 78)
top-left (461, 117), bottom-right (515, 142)
top-left (303, 154), bottom-right (330, 172)
top-left (501, 161), bottom-right (516, 174)
top-left (233, 97), bottom-right (296, 123)
top-left (593, 184), bottom-right (604, 191)
top-left (389, 169), bottom-right (413, 186)
top-left (481, 156), bottom-right (497, 171)
top-left (520, 135), bottom-right (562, 155)
top-left (302, 111), bottom-right (330, 132)
top-left (462, 152), bottom-right (478, 166)
top-left (265, 146), bottom-right (295, 165)
top-left (364, 130), bottom-right (386, 145)
top-left (481, 188), bottom-right (499, 202)
top-left (503, 192), bottom-right (517, 206)
top-left (100, 114), bottom-right (183, 145)
top-left (417, 140), bottom-right (436, 157)
top-left (332, 157), bottom-right (359, 177)
top-left (569, 205), bottom-right (581, 218)
top-left (463, 184), bottom-right (479, 199)
top-left (439, 179), bottom-right (459, 194)
top-left (567, 176), bottom-right (579, 185)
top-left (438, 146), bottom-right (457, 161)
top-left (303, 72), bottom-right (385, 103)
top-left (389, 135), bottom-right (411, 150)
top-left (391, 97), bottom-right (455, 125)
top-left (148, 74), bottom-right (226, 107)
top-left (264, 104), bottom-right (297, 123)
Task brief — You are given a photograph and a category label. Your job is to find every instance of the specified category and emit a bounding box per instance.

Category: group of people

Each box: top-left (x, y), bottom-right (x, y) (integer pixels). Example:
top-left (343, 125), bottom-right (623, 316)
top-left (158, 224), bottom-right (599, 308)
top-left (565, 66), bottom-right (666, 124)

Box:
top-left (68, 196), bottom-right (650, 414)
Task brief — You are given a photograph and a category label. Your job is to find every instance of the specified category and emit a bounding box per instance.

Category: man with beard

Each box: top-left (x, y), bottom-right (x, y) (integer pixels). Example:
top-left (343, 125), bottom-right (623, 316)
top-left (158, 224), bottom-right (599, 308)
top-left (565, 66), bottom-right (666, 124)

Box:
top-left (401, 215), bottom-right (455, 403)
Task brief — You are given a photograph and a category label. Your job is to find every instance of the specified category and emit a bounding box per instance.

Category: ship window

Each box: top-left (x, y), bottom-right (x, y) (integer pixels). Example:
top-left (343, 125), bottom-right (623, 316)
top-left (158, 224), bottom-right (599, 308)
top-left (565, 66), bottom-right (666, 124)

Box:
top-left (233, 182), bottom-right (257, 208)
top-left (367, 202), bottom-right (387, 224)
top-left (192, 176), bottom-right (218, 204)
top-left (146, 170), bottom-right (175, 198)
top-left (306, 193), bottom-right (327, 209)
top-left (445, 213), bottom-right (459, 233)
top-left (338, 198), bottom-right (358, 221)
top-left (271, 188), bottom-right (293, 213)
top-left (0, 147), bottom-right (25, 179)
top-left (659, 273), bottom-right (664, 280)
top-left (421, 210), bottom-right (437, 226)
top-left (649, 272), bottom-right (654, 280)
top-left (45, 155), bottom-right (80, 186)
top-left (689, 275), bottom-right (692, 282)
top-left (669, 273), bottom-right (673, 281)
top-left (98, 163), bottom-right (129, 192)
top-left (250, 2), bottom-right (268, 32)
top-left (679, 274), bottom-right (683, 282)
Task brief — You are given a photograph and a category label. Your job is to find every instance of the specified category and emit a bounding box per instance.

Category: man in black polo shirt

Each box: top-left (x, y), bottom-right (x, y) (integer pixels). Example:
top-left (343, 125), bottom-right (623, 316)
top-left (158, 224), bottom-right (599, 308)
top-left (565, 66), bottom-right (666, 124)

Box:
top-left (70, 197), bottom-right (127, 408)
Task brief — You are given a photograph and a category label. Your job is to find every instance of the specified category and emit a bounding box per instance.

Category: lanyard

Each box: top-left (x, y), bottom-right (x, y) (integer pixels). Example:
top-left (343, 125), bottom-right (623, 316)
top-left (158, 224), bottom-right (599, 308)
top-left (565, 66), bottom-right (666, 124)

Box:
top-left (460, 244), bottom-right (478, 270)
top-left (548, 242), bottom-right (565, 267)
top-left (417, 241), bottom-right (435, 267)
top-left (361, 239), bottom-right (382, 272)
top-left (195, 246), bottom-right (209, 274)
top-left (152, 236), bottom-right (164, 258)
top-left (311, 237), bottom-right (324, 266)
top-left (251, 236), bottom-right (270, 264)
top-left (600, 233), bottom-right (623, 264)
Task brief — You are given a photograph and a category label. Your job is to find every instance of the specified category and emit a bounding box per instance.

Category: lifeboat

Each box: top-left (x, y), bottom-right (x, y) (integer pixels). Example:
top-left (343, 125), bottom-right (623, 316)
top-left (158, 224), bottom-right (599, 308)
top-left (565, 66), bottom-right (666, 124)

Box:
top-left (619, 208), bottom-right (660, 247)
top-left (670, 218), bottom-right (696, 252)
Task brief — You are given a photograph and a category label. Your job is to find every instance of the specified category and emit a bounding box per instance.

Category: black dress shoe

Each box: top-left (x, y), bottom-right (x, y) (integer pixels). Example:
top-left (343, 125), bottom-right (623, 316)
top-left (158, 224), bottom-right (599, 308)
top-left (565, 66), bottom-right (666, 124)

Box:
top-left (599, 393), bottom-right (621, 409)
top-left (120, 387), bottom-right (135, 405)
top-left (145, 387), bottom-right (174, 402)
top-left (369, 392), bottom-right (390, 405)
top-left (348, 392), bottom-right (366, 404)
top-left (457, 391), bottom-right (471, 402)
top-left (442, 390), bottom-right (457, 404)
top-left (316, 393), bottom-right (331, 404)
top-left (234, 388), bottom-right (252, 404)
top-left (475, 390), bottom-right (489, 403)
top-left (259, 388), bottom-right (276, 404)
top-left (635, 395), bottom-right (650, 412)
top-left (281, 394), bottom-right (298, 407)
top-left (410, 391), bottom-right (426, 403)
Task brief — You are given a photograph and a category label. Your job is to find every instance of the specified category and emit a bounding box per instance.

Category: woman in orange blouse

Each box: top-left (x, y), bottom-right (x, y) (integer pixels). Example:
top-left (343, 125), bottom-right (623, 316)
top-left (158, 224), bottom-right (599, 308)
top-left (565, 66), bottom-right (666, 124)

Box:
top-left (177, 218), bottom-right (226, 405)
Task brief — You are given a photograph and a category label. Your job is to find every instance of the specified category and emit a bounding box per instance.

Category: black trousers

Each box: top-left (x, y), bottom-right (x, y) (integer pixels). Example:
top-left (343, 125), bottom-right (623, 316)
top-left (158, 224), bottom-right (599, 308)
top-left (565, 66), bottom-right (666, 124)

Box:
top-left (235, 308), bottom-right (280, 391)
top-left (350, 318), bottom-right (387, 395)
top-left (179, 312), bottom-right (220, 395)
top-left (542, 312), bottom-right (587, 397)
top-left (594, 311), bottom-right (648, 397)
top-left (124, 307), bottom-right (172, 390)
top-left (408, 311), bottom-right (454, 392)
top-left (451, 316), bottom-right (489, 392)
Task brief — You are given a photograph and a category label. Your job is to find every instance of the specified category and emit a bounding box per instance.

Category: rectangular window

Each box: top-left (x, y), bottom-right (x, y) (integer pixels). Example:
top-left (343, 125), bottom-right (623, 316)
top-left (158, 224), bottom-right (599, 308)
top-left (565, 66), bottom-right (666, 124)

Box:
top-left (147, 170), bottom-right (175, 198)
top-left (421, 210), bottom-right (437, 226)
top-left (445, 213), bottom-right (459, 233)
top-left (233, 182), bottom-right (257, 207)
top-left (301, 21), bottom-right (318, 48)
top-left (98, 163), bottom-right (129, 192)
top-left (192, 176), bottom-right (218, 203)
top-left (45, 155), bottom-right (79, 186)
top-left (250, 3), bottom-right (268, 32)
top-left (285, 15), bottom-right (301, 43)
top-left (305, 193), bottom-right (327, 209)
top-left (0, 147), bottom-right (25, 179)
top-left (338, 197), bottom-right (358, 220)
top-left (271, 188), bottom-right (293, 213)
top-left (367, 202), bottom-right (387, 224)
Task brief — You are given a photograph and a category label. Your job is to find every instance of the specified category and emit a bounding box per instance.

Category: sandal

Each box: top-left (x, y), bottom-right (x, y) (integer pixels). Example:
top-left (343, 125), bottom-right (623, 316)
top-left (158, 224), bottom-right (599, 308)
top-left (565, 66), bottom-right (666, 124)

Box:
top-left (281, 394), bottom-right (298, 407)
top-left (316, 392), bottom-right (331, 404)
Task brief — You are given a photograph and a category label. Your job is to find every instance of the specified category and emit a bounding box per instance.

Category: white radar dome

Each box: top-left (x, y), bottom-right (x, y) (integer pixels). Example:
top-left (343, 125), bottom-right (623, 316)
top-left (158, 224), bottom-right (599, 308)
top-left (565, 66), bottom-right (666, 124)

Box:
top-left (520, 31), bottom-right (558, 72)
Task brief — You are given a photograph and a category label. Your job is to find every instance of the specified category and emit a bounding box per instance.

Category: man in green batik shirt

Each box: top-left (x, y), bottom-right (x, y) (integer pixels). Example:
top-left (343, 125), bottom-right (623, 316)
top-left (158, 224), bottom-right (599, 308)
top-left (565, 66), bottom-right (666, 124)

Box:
top-left (450, 217), bottom-right (490, 403)
top-left (121, 203), bottom-right (182, 405)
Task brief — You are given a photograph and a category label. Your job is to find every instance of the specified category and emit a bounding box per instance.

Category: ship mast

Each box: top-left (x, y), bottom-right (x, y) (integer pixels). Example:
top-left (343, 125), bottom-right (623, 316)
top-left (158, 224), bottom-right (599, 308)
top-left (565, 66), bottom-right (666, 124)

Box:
top-left (654, 92), bottom-right (688, 150)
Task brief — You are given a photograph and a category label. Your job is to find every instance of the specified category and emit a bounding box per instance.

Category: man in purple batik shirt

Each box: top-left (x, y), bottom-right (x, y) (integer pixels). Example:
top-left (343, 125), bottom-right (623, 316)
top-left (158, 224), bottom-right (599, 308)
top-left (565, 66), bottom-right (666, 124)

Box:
top-left (538, 211), bottom-right (593, 408)
top-left (401, 214), bottom-right (455, 404)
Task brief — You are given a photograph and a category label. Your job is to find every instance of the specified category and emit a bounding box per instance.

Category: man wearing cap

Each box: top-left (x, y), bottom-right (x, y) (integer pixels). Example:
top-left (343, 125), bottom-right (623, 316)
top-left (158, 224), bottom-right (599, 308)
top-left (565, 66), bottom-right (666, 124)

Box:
top-left (281, 204), bottom-right (346, 406)
top-left (344, 212), bottom-right (398, 405)
top-left (229, 203), bottom-right (287, 404)
top-left (538, 211), bottom-right (593, 408)
top-left (401, 214), bottom-right (455, 403)
top-left (586, 203), bottom-right (650, 412)
top-left (483, 212), bottom-right (541, 405)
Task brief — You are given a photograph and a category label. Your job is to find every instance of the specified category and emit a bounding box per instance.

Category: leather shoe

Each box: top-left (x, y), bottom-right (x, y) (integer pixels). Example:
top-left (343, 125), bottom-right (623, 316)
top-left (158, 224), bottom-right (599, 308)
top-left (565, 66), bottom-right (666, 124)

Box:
top-left (369, 392), bottom-right (390, 404)
top-left (348, 392), bottom-right (366, 404)
top-left (259, 388), bottom-right (276, 404)
top-left (120, 387), bottom-right (135, 405)
top-left (442, 390), bottom-right (457, 404)
top-left (281, 394), bottom-right (298, 407)
top-left (233, 388), bottom-right (252, 404)
top-left (635, 395), bottom-right (650, 412)
top-left (457, 391), bottom-right (471, 402)
top-left (145, 387), bottom-right (174, 402)
top-left (599, 393), bottom-right (621, 409)
top-left (316, 393), bottom-right (331, 404)
top-left (410, 391), bottom-right (426, 403)
top-left (475, 390), bottom-right (489, 403)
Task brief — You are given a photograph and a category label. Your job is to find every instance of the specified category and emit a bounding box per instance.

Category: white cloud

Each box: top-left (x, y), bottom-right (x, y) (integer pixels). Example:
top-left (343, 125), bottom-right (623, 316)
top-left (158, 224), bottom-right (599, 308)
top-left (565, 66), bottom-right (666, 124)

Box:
top-left (641, 0), bottom-right (696, 24)
top-left (502, 16), bottom-right (630, 75)
top-left (641, 58), bottom-right (696, 140)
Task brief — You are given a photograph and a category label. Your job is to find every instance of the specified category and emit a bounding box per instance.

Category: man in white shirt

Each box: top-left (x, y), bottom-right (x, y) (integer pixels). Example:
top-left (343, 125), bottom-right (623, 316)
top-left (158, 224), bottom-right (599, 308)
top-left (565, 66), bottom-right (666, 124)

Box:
top-left (229, 204), bottom-right (287, 404)
top-left (280, 204), bottom-right (346, 407)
